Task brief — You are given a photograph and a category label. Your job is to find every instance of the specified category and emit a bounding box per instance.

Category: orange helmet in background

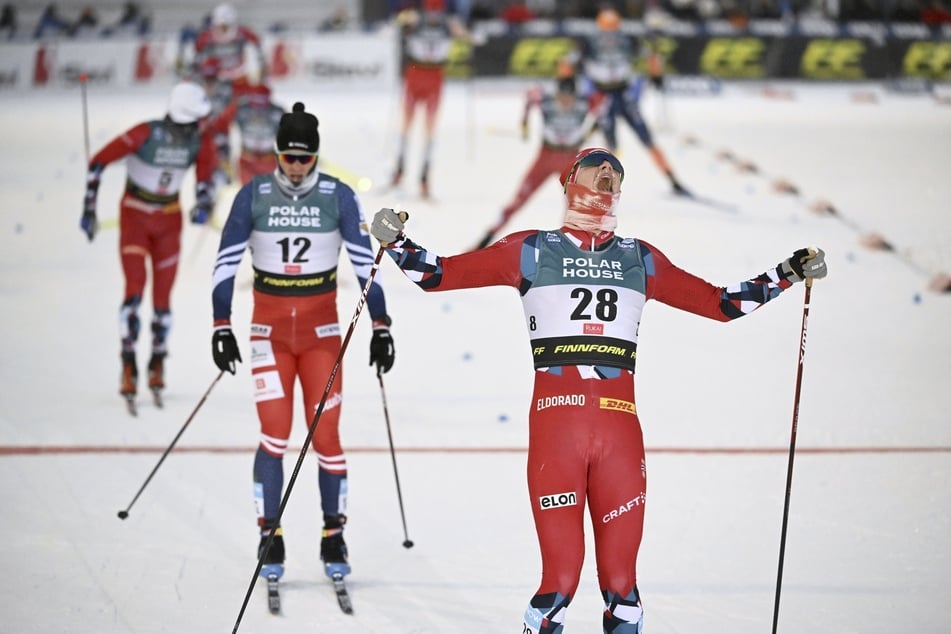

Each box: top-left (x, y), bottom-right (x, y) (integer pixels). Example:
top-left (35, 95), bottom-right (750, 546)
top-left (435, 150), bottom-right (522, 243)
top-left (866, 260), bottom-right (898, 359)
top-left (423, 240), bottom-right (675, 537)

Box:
top-left (556, 57), bottom-right (575, 79)
top-left (596, 8), bottom-right (621, 31)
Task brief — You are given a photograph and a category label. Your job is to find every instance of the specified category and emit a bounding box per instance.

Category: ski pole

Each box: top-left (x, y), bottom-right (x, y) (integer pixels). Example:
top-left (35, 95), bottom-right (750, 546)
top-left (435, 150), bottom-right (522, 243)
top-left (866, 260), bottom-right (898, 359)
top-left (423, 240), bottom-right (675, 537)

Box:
top-left (117, 370), bottom-right (225, 520)
top-left (80, 73), bottom-right (90, 164)
top-left (771, 278), bottom-right (813, 633)
top-left (377, 368), bottom-right (414, 549)
top-left (233, 243), bottom-right (390, 633)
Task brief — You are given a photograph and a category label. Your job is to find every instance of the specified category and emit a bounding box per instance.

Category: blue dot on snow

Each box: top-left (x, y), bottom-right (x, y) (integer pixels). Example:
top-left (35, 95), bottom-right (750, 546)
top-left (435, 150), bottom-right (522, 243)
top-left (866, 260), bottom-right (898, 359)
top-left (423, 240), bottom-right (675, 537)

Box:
top-left (498, 414), bottom-right (509, 422)
top-left (462, 352), bottom-right (472, 361)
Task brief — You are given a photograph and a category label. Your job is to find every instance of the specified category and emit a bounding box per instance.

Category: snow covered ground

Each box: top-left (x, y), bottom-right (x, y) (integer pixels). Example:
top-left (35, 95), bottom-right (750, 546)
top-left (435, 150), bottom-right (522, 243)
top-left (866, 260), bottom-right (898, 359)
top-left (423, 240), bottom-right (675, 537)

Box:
top-left (0, 78), bottom-right (949, 633)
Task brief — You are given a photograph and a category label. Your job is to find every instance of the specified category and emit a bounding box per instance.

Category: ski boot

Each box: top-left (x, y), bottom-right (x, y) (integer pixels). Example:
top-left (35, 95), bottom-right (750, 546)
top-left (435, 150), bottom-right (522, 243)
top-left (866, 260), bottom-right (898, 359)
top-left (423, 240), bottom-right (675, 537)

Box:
top-left (147, 353), bottom-right (165, 408)
top-left (390, 157), bottom-right (404, 188)
top-left (120, 352), bottom-right (138, 415)
top-left (420, 163), bottom-right (431, 199)
top-left (258, 526), bottom-right (285, 580)
top-left (320, 526), bottom-right (350, 578)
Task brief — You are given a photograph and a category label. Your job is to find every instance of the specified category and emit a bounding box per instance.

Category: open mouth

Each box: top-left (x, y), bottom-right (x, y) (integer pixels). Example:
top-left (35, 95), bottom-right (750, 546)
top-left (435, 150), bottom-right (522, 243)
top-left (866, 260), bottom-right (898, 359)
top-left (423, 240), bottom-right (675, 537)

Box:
top-left (596, 173), bottom-right (614, 192)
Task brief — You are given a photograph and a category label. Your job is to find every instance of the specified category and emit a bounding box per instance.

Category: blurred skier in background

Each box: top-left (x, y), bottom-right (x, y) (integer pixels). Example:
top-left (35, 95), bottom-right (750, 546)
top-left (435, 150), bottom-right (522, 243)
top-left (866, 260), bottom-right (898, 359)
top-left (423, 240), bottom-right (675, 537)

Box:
top-left (474, 63), bottom-right (597, 250)
top-left (193, 2), bottom-right (267, 184)
top-left (80, 81), bottom-right (216, 413)
top-left (210, 82), bottom-right (285, 185)
top-left (390, 0), bottom-right (474, 199)
top-left (576, 7), bottom-right (688, 196)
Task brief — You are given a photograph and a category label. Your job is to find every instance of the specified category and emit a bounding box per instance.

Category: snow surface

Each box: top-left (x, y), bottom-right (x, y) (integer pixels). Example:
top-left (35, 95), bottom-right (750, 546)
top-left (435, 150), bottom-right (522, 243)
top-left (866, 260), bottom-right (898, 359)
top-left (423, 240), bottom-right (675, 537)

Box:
top-left (0, 78), bottom-right (949, 633)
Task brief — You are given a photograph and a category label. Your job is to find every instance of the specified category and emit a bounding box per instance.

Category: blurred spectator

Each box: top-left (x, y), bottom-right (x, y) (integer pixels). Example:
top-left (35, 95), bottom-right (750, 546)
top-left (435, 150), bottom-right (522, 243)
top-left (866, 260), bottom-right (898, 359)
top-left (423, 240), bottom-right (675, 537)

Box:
top-left (469, 1), bottom-right (497, 21)
top-left (102, 2), bottom-right (151, 37)
top-left (0, 3), bottom-right (16, 39)
top-left (922, 0), bottom-right (951, 23)
top-left (319, 6), bottom-right (352, 31)
top-left (33, 3), bottom-right (68, 39)
top-left (888, 0), bottom-right (926, 21)
top-left (501, 0), bottom-right (536, 24)
top-left (838, 0), bottom-right (880, 21)
top-left (68, 6), bottom-right (98, 38)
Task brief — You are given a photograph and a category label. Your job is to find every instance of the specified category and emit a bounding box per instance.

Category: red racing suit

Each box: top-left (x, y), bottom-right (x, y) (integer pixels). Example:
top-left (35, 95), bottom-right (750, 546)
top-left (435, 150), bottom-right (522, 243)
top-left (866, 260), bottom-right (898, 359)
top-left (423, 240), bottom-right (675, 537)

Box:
top-left (381, 225), bottom-right (799, 632)
top-left (212, 170), bottom-right (389, 529)
top-left (87, 119), bottom-right (216, 356)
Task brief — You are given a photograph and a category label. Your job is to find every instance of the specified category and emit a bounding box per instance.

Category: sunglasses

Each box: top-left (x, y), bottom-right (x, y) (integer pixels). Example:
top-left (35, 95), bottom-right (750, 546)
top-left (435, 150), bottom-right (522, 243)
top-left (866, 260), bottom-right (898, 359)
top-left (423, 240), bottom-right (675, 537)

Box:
top-left (576, 151), bottom-right (624, 180)
top-left (278, 153), bottom-right (317, 165)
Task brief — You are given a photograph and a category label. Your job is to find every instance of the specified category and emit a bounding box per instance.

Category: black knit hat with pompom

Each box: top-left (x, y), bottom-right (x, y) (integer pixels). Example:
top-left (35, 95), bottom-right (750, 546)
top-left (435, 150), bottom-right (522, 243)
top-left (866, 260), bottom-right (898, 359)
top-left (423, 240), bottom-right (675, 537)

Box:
top-left (276, 102), bottom-right (319, 153)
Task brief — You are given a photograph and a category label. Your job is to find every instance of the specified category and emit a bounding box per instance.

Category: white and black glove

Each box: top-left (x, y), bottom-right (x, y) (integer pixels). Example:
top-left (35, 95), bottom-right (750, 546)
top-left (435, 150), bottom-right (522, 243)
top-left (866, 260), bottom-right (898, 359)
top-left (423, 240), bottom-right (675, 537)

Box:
top-left (212, 325), bottom-right (242, 374)
top-left (81, 164), bottom-right (103, 242)
top-left (370, 208), bottom-right (409, 246)
top-left (781, 247), bottom-right (828, 282)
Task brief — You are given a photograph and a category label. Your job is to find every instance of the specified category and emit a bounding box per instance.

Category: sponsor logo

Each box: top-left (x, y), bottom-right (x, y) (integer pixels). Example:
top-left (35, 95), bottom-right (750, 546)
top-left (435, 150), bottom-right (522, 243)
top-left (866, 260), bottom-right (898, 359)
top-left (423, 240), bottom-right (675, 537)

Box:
top-left (562, 256), bottom-right (623, 280)
top-left (259, 182), bottom-right (272, 194)
top-left (583, 323), bottom-right (604, 335)
top-left (700, 38), bottom-right (767, 79)
top-left (902, 42), bottom-right (951, 79)
top-left (544, 232), bottom-right (562, 242)
top-left (309, 60), bottom-right (383, 79)
top-left (315, 324), bottom-right (341, 338)
top-left (318, 391), bottom-right (343, 412)
top-left (284, 264), bottom-right (302, 274)
top-left (536, 394), bottom-right (585, 411)
top-left (602, 492), bottom-right (646, 523)
top-left (552, 342), bottom-right (629, 358)
top-left (508, 37), bottom-right (578, 77)
top-left (154, 146), bottom-right (191, 167)
top-left (267, 205), bottom-right (322, 228)
top-left (599, 397), bottom-right (636, 415)
top-left (800, 39), bottom-right (866, 80)
top-left (250, 323), bottom-right (272, 337)
top-left (539, 491), bottom-right (577, 510)
top-left (257, 273), bottom-right (328, 288)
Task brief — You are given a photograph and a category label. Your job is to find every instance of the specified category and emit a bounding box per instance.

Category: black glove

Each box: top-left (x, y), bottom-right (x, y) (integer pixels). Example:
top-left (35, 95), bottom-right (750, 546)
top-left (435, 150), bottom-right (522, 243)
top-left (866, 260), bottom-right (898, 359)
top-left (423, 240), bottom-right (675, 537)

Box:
top-left (80, 209), bottom-right (98, 242)
top-left (369, 323), bottom-right (395, 374)
top-left (212, 327), bottom-right (242, 374)
top-left (191, 181), bottom-right (213, 225)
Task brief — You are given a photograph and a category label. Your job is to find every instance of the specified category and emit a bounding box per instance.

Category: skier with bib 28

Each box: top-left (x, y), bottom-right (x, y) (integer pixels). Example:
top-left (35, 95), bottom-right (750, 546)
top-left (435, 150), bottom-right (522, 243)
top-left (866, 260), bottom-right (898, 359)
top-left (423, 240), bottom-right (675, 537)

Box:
top-left (369, 147), bottom-right (827, 632)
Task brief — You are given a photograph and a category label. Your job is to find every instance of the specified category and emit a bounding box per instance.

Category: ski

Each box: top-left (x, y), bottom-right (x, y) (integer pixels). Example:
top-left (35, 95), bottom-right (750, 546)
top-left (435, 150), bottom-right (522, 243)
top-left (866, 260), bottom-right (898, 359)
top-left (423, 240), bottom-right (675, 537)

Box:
top-left (123, 394), bottom-right (138, 417)
top-left (331, 573), bottom-right (353, 614)
top-left (266, 573), bottom-right (281, 615)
